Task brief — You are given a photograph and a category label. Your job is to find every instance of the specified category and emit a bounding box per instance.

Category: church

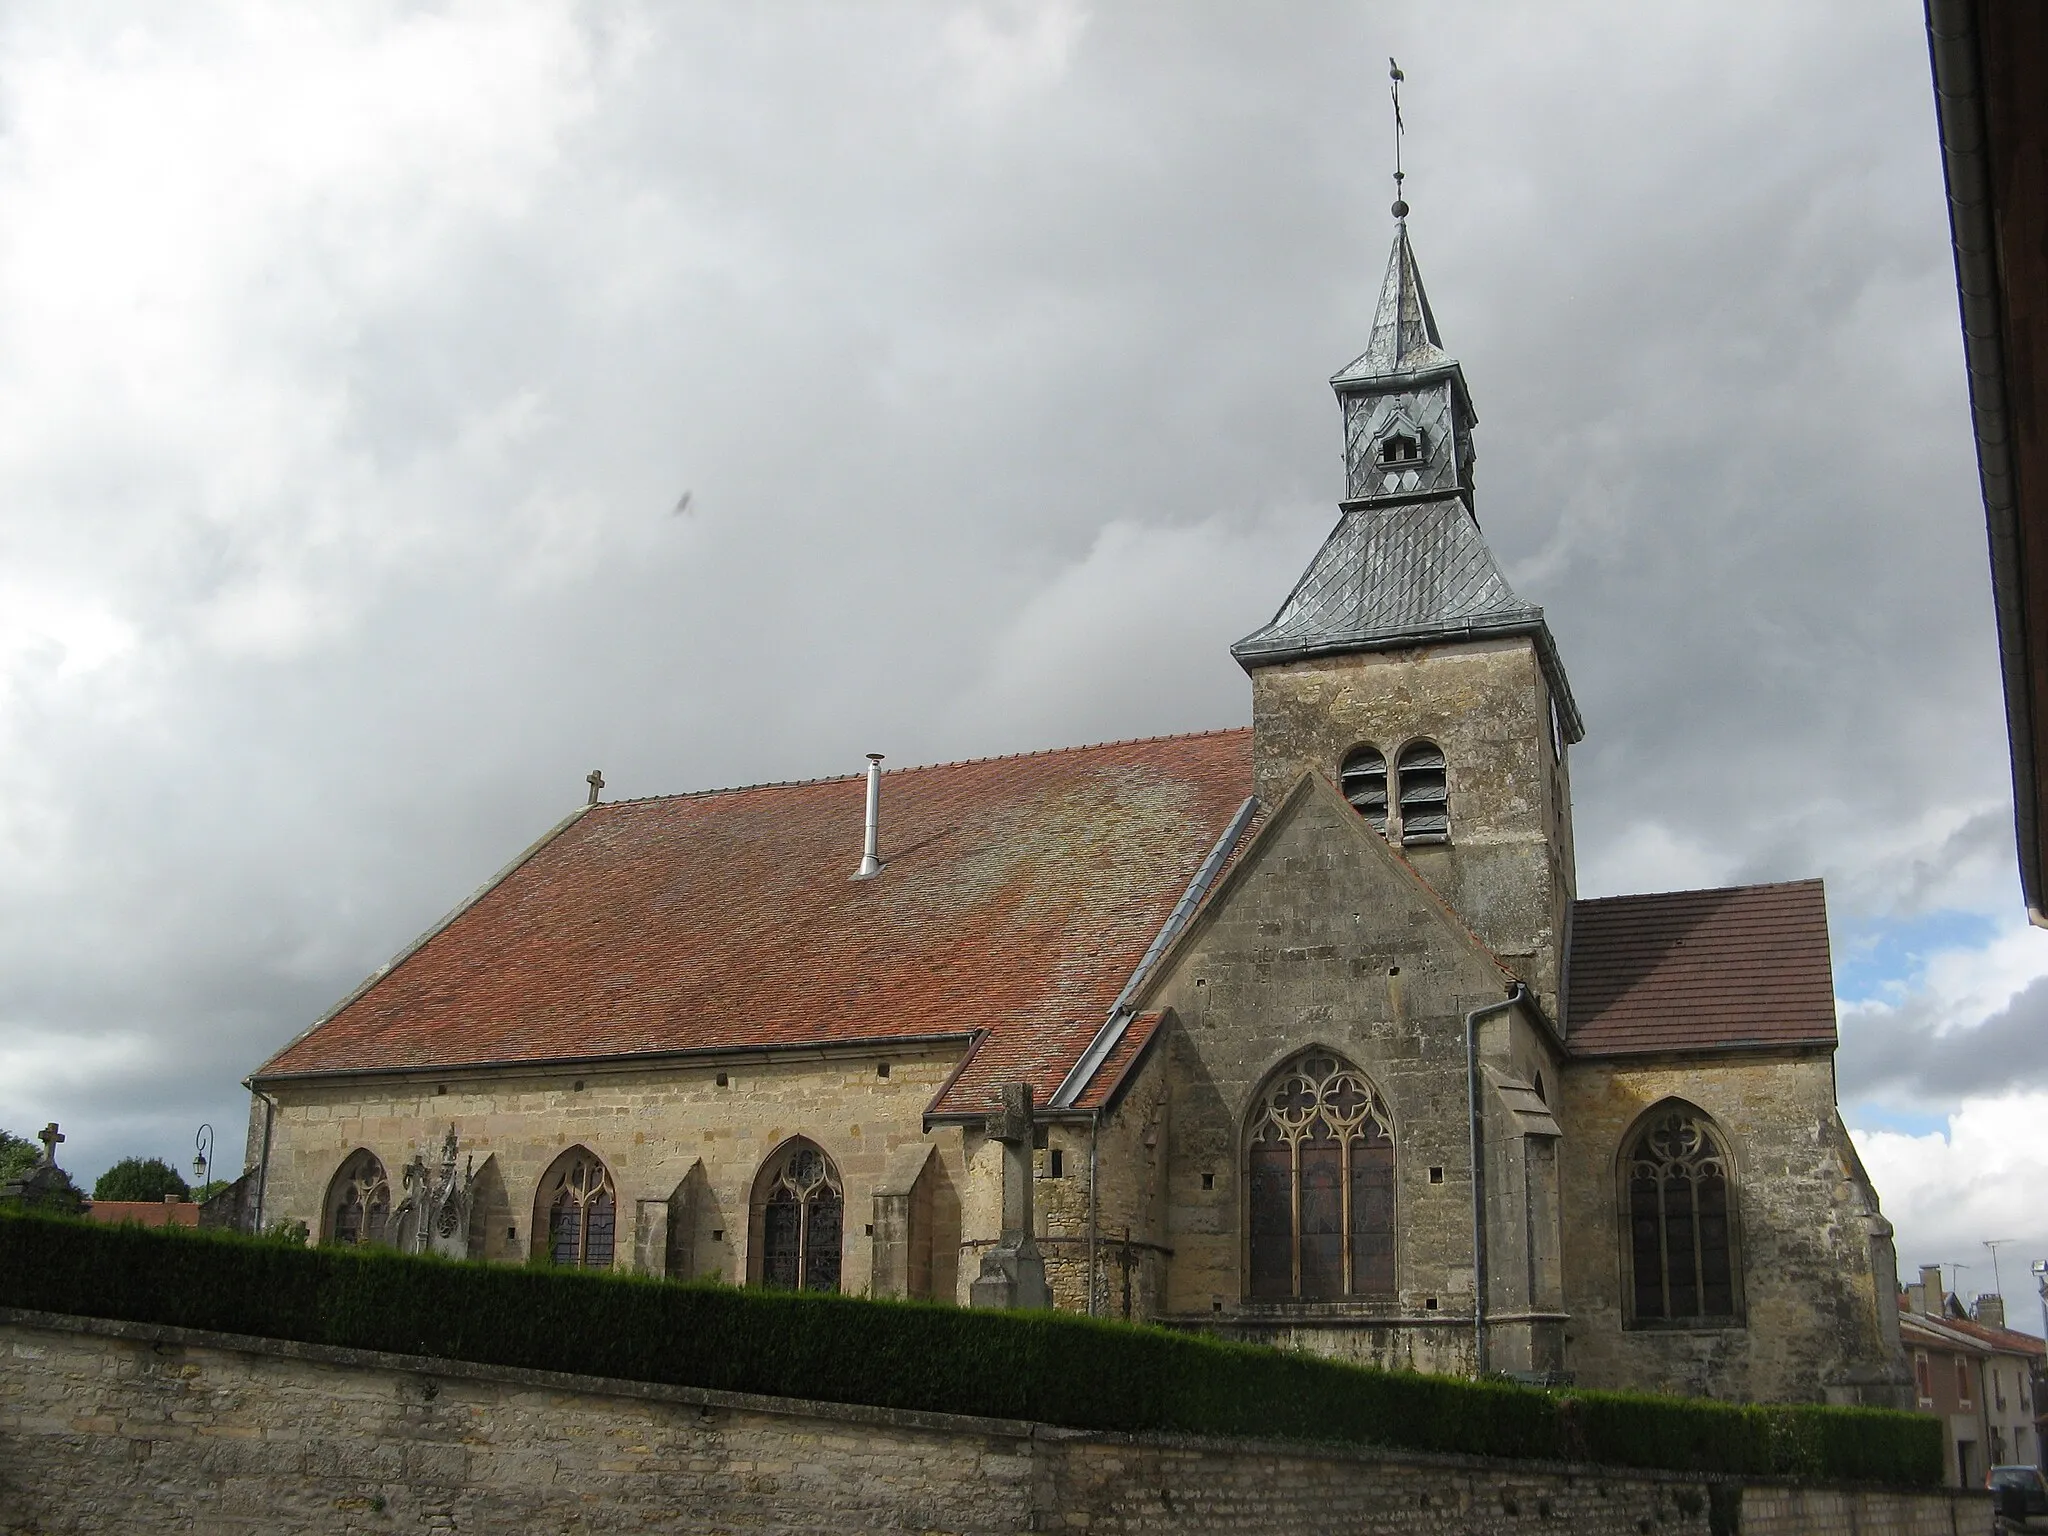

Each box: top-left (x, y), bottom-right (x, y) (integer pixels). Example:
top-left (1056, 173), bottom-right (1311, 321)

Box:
top-left (243, 212), bottom-right (1909, 1407)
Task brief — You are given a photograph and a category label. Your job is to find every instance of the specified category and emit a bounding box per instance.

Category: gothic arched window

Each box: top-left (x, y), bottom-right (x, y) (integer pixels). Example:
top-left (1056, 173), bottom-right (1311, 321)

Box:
top-left (325, 1150), bottom-right (390, 1246)
top-left (1339, 746), bottom-right (1389, 831)
top-left (757, 1139), bottom-right (844, 1292)
top-left (1625, 1105), bottom-right (1739, 1324)
top-left (1395, 741), bottom-right (1449, 843)
top-left (1246, 1051), bottom-right (1395, 1300)
top-left (537, 1147), bottom-right (616, 1268)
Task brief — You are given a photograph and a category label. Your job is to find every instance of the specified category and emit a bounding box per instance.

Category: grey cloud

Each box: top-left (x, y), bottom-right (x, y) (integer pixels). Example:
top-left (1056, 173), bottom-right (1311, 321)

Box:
top-left (0, 3), bottom-right (2013, 1186)
top-left (1840, 978), bottom-right (2048, 1107)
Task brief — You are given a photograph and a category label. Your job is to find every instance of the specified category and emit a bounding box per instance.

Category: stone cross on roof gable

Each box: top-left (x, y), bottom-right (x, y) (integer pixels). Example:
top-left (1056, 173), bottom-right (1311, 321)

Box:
top-left (37, 1123), bottom-right (63, 1166)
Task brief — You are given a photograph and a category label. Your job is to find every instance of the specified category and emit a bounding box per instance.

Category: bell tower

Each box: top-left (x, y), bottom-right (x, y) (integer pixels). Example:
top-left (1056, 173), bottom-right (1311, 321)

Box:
top-left (1232, 206), bottom-right (1584, 1016)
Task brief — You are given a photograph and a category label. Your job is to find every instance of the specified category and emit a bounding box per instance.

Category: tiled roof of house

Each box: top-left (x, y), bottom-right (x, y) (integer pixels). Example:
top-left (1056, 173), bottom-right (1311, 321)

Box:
top-left (1924, 1311), bottom-right (2048, 1359)
top-left (1565, 879), bottom-right (1838, 1057)
top-left (86, 1201), bottom-right (200, 1230)
top-left (258, 731), bottom-right (1254, 1118)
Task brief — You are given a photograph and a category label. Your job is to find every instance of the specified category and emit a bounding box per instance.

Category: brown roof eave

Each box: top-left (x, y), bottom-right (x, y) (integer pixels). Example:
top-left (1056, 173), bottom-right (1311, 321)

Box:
top-left (1566, 1039), bottom-right (1836, 1065)
top-left (253, 1031), bottom-right (978, 1089)
top-left (1927, 0), bottom-right (2048, 926)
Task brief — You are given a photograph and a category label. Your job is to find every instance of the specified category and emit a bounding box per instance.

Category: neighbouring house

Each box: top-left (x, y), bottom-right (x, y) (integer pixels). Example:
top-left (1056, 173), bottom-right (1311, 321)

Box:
top-left (235, 208), bottom-right (1912, 1407)
top-left (1900, 1266), bottom-right (2046, 1484)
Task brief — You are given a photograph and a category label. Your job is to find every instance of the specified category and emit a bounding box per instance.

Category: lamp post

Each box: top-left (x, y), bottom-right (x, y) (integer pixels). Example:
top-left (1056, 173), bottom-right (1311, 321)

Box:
top-left (192, 1123), bottom-right (213, 1194)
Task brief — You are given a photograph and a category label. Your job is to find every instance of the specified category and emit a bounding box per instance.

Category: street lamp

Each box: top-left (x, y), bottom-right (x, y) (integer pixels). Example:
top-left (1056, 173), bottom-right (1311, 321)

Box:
top-left (192, 1123), bottom-right (213, 1193)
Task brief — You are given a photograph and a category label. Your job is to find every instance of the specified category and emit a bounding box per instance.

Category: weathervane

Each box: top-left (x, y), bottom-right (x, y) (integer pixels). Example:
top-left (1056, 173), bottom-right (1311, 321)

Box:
top-left (1389, 58), bottom-right (1408, 221)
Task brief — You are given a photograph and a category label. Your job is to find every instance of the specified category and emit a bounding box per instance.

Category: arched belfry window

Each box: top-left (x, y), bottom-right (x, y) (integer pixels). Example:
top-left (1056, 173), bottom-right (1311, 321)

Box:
top-left (538, 1147), bottom-right (616, 1268)
top-left (325, 1150), bottom-right (390, 1246)
top-left (1339, 746), bottom-right (1389, 831)
top-left (1625, 1105), bottom-right (1739, 1325)
top-left (1396, 741), bottom-right (1449, 843)
top-left (757, 1139), bottom-right (844, 1293)
top-left (1246, 1051), bottom-right (1395, 1300)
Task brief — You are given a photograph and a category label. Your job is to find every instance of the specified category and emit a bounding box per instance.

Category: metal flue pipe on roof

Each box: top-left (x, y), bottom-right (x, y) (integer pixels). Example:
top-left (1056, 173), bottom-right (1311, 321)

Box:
top-left (853, 754), bottom-right (885, 880)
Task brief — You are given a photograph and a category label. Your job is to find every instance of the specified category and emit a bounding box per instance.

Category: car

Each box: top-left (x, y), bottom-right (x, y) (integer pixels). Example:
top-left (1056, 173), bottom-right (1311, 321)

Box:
top-left (1988, 1465), bottom-right (2048, 1525)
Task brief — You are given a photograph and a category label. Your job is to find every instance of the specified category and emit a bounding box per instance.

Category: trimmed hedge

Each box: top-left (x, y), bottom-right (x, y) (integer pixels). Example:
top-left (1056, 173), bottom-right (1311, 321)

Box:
top-left (0, 1209), bottom-right (1938, 1486)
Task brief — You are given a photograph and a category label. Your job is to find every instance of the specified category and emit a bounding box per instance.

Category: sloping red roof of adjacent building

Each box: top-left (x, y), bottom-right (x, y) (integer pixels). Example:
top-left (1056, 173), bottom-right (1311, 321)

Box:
top-left (1564, 879), bottom-right (1839, 1057)
top-left (86, 1200), bottom-right (200, 1229)
top-left (1928, 1311), bottom-right (2048, 1359)
top-left (259, 731), bottom-right (1255, 1116)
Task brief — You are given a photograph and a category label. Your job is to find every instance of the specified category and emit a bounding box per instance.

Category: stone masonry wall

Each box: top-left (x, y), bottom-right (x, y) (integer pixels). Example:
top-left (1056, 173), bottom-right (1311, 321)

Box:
top-left (1557, 1055), bottom-right (1906, 1405)
top-left (1, 1312), bottom-right (1982, 1536)
top-left (1246, 636), bottom-right (1575, 1016)
top-left (256, 1043), bottom-right (977, 1303)
top-left (1137, 775), bottom-right (1563, 1373)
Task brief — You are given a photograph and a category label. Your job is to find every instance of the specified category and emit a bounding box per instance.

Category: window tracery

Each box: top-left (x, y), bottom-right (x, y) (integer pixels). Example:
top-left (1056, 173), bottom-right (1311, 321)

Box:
top-left (759, 1139), bottom-right (844, 1293)
top-left (1625, 1106), bottom-right (1737, 1324)
top-left (327, 1150), bottom-right (390, 1247)
top-left (1246, 1051), bottom-right (1395, 1300)
top-left (540, 1149), bottom-right (616, 1268)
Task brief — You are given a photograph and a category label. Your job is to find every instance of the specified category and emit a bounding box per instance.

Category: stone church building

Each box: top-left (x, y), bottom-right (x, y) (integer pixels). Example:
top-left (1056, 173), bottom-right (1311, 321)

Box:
top-left (245, 219), bottom-right (1908, 1407)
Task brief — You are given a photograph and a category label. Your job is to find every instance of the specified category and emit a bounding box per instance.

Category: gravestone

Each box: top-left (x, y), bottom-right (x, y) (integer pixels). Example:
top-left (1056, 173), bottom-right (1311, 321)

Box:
top-left (1, 1122), bottom-right (85, 1215)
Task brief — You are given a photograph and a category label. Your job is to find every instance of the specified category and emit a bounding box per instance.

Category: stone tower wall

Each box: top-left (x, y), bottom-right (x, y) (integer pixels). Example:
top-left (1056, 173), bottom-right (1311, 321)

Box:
top-left (1246, 636), bottom-right (1575, 1017)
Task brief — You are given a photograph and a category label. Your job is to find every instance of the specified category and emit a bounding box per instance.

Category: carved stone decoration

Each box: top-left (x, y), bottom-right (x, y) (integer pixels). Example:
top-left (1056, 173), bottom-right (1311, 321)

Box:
top-left (969, 1083), bottom-right (1051, 1310)
top-left (390, 1126), bottom-right (478, 1258)
top-left (1626, 1106), bottom-right (1735, 1323)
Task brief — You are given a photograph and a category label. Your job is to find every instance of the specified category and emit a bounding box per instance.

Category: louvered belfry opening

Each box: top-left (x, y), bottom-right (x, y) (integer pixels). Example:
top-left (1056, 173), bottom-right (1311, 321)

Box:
top-left (760, 1139), bottom-right (844, 1293)
top-left (1395, 741), bottom-right (1449, 843)
top-left (1339, 745), bottom-right (1389, 831)
top-left (326, 1150), bottom-right (390, 1246)
top-left (1626, 1106), bottom-right (1737, 1323)
top-left (541, 1147), bottom-right (617, 1268)
top-left (1246, 1051), bottom-right (1396, 1301)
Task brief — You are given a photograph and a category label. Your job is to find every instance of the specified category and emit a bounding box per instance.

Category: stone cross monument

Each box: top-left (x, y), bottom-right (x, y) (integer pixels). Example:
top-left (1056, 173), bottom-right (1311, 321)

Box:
top-left (969, 1083), bottom-right (1051, 1310)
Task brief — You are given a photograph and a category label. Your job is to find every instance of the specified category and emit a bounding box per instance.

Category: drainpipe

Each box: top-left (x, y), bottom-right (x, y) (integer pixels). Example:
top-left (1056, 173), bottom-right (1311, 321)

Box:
top-left (246, 1080), bottom-right (280, 1235)
top-left (1086, 1110), bottom-right (1101, 1317)
top-left (853, 754), bottom-right (885, 879)
top-left (1466, 983), bottom-right (1527, 1377)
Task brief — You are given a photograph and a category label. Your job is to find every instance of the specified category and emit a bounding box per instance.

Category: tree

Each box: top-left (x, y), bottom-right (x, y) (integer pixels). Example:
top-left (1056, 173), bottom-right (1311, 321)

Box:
top-left (0, 1130), bottom-right (37, 1185)
top-left (93, 1157), bottom-right (191, 1203)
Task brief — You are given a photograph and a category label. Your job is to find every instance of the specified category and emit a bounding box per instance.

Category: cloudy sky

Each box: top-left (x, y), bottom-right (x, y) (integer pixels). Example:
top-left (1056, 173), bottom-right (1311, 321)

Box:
top-left (0, 2), bottom-right (2034, 1307)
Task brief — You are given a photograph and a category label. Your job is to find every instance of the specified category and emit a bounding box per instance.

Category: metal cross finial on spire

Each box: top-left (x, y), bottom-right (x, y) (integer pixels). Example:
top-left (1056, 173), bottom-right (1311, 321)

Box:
top-left (1389, 58), bottom-right (1408, 221)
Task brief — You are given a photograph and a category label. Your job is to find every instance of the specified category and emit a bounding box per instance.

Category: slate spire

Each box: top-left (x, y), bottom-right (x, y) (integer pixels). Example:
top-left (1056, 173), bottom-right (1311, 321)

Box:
top-left (1232, 214), bottom-right (1583, 744)
top-left (1331, 222), bottom-right (1453, 385)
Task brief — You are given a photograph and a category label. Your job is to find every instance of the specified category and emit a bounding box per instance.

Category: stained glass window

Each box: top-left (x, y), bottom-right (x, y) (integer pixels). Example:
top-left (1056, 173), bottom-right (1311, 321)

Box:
top-left (540, 1150), bottom-right (616, 1269)
top-left (1626, 1106), bottom-right (1738, 1324)
top-left (1246, 1052), bottom-right (1395, 1300)
top-left (758, 1140), bottom-right (844, 1293)
top-left (326, 1151), bottom-right (391, 1247)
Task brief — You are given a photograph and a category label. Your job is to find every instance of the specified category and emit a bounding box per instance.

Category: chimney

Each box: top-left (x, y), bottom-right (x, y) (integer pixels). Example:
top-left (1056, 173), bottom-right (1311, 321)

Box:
top-left (1918, 1264), bottom-right (1944, 1315)
top-left (1975, 1294), bottom-right (2007, 1330)
top-left (853, 754), bottom-right (885, 879)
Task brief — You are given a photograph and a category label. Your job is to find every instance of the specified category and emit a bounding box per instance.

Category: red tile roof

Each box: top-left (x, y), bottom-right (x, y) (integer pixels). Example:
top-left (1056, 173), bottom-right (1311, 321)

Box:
top-left (259, 731), bottom-right (1254, 1117)
top-left (1565, 879), bottom-right (1838, 1057)
top-left (1926, 1312), bottom-right (2048, 1359)
top-left (1068, 1009), bottom-right (1168, 1113)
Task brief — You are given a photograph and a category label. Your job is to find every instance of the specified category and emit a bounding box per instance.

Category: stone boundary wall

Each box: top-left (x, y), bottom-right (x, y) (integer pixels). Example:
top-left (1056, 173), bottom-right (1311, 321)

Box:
top-left (1, 1308), bottom-right (1985, 1536)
